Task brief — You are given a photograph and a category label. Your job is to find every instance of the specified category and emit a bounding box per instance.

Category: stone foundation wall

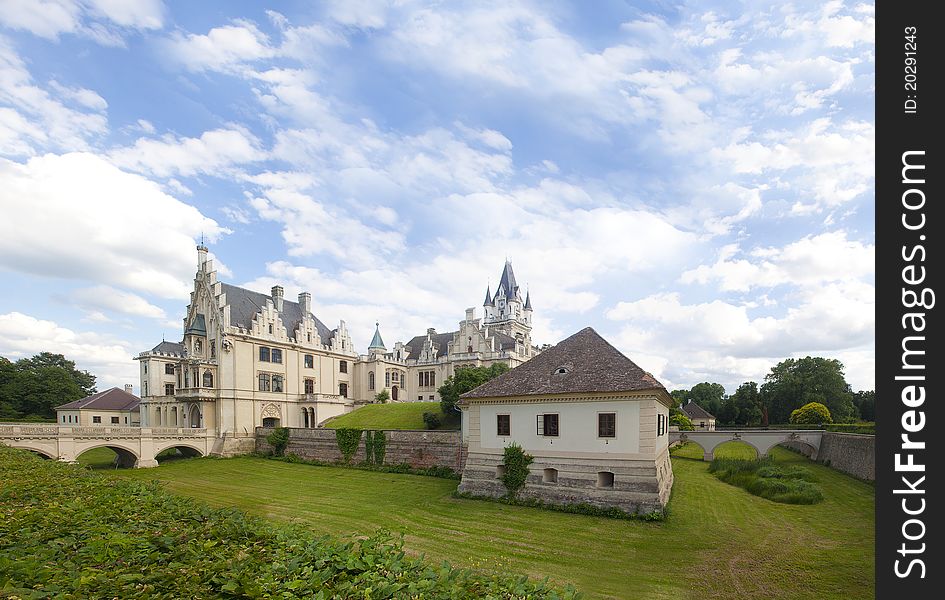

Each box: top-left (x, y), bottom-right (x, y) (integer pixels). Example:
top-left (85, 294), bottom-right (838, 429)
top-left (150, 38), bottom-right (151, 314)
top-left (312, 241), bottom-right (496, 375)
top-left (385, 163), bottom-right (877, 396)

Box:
top-left (256, 427), bottom-right (465, 472)
top-left (457, 450), bottom-right (673, 515)
top-left (815, 432), bottom-right (874, 481)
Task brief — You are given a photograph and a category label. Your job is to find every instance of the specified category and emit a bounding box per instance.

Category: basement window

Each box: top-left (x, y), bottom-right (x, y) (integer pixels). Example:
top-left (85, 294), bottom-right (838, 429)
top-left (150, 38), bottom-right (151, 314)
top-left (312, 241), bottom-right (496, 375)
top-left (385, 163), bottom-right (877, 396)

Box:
top-left (543, 468), bottom-right (558, 483)
top-left (496, 464), bottom-right (507, 479)
top-left (597, 471), bottom-right (615, 489)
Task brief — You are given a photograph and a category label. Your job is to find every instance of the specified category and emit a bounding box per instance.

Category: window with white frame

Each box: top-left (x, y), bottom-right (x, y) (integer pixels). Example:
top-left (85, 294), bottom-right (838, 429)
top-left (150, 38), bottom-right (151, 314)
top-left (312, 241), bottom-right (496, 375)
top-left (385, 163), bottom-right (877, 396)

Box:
top-left (537, 413), bottom-right (559, 437)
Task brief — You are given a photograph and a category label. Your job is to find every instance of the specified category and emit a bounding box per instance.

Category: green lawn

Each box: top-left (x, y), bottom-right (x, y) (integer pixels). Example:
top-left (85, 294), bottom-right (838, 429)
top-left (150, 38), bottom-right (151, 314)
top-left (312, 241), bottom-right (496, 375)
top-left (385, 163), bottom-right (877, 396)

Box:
top-left (111, 441), bottom-right (873, 599)
top-left (323, 401), bottom-right (457, 430)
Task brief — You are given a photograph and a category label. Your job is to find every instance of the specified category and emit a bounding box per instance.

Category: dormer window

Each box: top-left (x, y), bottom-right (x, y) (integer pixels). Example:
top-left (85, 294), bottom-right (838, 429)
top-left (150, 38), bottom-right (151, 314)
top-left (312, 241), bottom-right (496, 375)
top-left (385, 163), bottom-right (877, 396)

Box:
top-left (268, 324), bottom-right (273, 334)
top-left (554, 366), bottom-right (569, 375)
top-left (194, 339), bottom-right (202, 355)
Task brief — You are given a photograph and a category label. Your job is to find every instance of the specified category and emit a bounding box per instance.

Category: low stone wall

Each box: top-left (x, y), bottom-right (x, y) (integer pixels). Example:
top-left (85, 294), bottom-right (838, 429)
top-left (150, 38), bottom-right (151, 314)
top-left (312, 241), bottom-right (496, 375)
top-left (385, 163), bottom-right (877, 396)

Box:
top-left (816, 432), bottom-right (875, 481)
top-left (457, 449), bottom-right (673, 515)
top-left (256, 427), bottom-right (465, 472)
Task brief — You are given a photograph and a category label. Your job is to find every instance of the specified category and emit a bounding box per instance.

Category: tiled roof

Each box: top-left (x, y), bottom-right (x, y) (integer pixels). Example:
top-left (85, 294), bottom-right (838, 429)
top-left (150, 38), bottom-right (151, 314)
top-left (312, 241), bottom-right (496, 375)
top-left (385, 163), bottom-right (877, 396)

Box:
top-left (681, 401), bottom-right (716, 420)
top-left (461, 327), bottom-right (666, 399)
top-left (150, 341), bottom-right (184, 355)
top-left (221, 283), bottom-right (332, 345)
top-left (404, 332), bottom-right (456, 360)
top-left (55, 387), bottom-right (140, 411)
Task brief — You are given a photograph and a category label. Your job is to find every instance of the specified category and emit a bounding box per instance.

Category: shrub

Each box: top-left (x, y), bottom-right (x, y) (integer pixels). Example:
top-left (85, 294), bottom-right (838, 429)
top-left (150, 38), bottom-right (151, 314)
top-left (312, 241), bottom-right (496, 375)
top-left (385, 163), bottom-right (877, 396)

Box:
top-left (501, 443), bottom-right (534, 499)
top-left (374, 389), bottom-right (390, 404)
top-left (266, 426), bottom-right (290, 456)
top-left (334, 428), bottom-right (362, 462)
top-left (0, 447), bottom-right (576, 598)
top-left (422, 411), bottom-right (441, 430)
top-left (790, 402), bottom-right (833, 425)
top-left (708, 455), bottom-right (823, 504)
top-left (669, 412), bottom-right (694, 431)
top-left (363, 430), bottom-right (375, 462)
top-left (372, 430), bottom-right (386, 465)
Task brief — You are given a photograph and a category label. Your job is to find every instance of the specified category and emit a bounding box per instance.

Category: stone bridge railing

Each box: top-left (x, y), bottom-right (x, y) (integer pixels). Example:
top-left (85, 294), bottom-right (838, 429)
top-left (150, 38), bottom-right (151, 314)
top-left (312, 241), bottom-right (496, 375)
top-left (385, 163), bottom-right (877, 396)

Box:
top-left (669, 429), bottom-right (825, 461)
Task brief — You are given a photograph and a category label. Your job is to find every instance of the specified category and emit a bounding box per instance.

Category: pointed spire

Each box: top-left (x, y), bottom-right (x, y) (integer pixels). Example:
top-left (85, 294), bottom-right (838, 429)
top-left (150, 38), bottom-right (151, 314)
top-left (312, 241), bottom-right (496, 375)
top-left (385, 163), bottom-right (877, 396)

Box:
top-left (524, 290), bottom-right (532, 310)
top-left (498, 261), bottom-right (518, 297)
top-left (368, 322), bottom-right (386, 351)
top-left (483, 285), bottom-right (493, 306)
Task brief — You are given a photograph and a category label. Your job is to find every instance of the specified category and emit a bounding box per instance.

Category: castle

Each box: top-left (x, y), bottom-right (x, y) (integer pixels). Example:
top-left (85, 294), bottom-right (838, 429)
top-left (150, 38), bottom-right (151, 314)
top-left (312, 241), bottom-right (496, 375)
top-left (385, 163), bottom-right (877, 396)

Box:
top-left (135, 245), bottom-right (539, 454)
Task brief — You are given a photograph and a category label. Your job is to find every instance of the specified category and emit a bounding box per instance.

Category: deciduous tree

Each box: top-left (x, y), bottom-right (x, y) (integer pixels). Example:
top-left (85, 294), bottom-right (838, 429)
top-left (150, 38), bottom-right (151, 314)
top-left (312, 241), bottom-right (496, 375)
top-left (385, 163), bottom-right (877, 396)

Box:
top-left (760, 357), bottom-right (854, 424)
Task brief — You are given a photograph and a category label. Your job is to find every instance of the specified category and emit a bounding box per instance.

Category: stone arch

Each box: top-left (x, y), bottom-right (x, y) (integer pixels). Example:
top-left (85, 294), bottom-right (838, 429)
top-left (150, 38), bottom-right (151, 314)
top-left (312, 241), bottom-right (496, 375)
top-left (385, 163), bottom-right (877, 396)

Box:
top-left (261, 402), bottom-right (281, 428)
top-left (712, 439), bottom-right (762, 460)
top-left (309, 408), bottom-right (315, 427)
top-left (75, 443), bottom-right (139, 468)
top-left (302, 407), bottom-right (310, 428)
top-left (391, 385), bottom-right (399, 401)
top-left (152, 441), bottom-right (205, 462)
top-left (188, 404), bottom-right (201, 428)
top-left (771, 439), bottom-right (820, 460)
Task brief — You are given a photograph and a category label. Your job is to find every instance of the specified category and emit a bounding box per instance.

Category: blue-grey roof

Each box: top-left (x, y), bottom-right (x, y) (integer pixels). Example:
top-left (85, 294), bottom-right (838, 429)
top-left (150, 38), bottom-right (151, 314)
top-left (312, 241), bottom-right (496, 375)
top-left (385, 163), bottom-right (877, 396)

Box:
top-left (185, 313), bottom-right (207, 336)
top-left (524, 290), bottom-right (532, 310)
top-left (483, 285), bottom-right (493, 306)
top-left (368, 323), bottom-right (386, 350)
top-left (220, 283), bottom-right (332, 345)
top-left (497, 261), bottom-right (521, 300)
top-left (150, 341), bottom-right (184, 355)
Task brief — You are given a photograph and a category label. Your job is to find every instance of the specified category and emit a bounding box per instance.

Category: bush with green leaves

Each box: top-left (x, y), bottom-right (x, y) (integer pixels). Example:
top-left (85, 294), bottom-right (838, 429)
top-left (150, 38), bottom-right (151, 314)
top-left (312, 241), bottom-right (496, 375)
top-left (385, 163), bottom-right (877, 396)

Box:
top-left (501, 443), bottom-right (534, 499)
top-left (334, 428), bottom-right (362, 462)
top-left (790, 402), bottom-right (833, 425)
top-left (266, 426), bottom-right (290, 456)
top-left (374, 389), bottom-right (390, 404)
top-left (372, 430), bottom-right (386, 465)
top-left (669, 412), bottom-right (694, 431)
top-left (709, 455), bottom-right (823, 504)
top-left (0, 446), bottom-right (577, 599)
top-left (422, 411), bottom-right (441, 430)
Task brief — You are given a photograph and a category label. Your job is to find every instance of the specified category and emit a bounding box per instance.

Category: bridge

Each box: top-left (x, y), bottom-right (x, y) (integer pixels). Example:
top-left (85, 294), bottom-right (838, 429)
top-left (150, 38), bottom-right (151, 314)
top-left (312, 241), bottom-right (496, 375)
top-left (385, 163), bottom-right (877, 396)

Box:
top-left (0, 424), bottom-right (215, 467)
top-left (669, 429), bottom-right (824, 461)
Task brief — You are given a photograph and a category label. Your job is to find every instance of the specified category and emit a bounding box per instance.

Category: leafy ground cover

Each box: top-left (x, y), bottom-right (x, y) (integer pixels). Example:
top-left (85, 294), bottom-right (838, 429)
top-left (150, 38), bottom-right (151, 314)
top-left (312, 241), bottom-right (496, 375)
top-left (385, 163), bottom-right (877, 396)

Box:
top-left (0, 446), bottom-right (575, 599)
top-left (104, 441), bottom-right (874, 599)
top-left (323, 402), bottom-right (456, 430)
top-left (708, 455), bottom-right (823, 504)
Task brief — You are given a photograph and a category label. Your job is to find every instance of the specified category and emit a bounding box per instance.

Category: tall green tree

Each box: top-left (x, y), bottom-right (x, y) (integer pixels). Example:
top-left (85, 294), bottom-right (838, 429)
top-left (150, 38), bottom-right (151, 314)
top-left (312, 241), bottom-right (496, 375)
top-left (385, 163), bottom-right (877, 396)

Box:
top-left (438, 363), bottom-right (510, 418)
top-left (730, 381), bottom-right (763, 426)
top-left (0, 352), bottom-right (97, 421)
top-left (852, 390), bottom-right (875, 421)
top-left (760, 357), bottom-right (855, 424)
top-left (687, 382), bottom-right (726, 417)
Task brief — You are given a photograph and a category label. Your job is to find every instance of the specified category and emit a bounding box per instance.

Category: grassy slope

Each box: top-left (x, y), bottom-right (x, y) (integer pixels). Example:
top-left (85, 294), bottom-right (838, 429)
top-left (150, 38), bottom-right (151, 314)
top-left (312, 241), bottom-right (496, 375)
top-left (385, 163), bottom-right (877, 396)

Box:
top-left (323, 402), bottom-right (457, 430)
top-left (112, 442), bottom-right (873, 600)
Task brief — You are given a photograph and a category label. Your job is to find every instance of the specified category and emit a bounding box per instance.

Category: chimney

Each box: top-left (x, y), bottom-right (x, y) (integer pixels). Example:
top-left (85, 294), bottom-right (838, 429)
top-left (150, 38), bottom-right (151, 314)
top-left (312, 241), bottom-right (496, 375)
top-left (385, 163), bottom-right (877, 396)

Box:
top-left (465, 307), bottom-right (475, 321)
top-left (271, 285), bottom-right (284, 311)
top-left (298, 291), bottom-right (311, 316)
top-left (124, 384), bottom-right (134, 394)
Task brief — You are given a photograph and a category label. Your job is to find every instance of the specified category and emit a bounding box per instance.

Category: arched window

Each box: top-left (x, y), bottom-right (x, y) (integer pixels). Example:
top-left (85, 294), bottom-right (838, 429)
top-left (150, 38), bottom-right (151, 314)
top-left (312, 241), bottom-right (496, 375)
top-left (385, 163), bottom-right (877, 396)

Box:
top-left (368, 371), bottom-right (375, 390)
top-left (202, 370), bottom-right (213, 388)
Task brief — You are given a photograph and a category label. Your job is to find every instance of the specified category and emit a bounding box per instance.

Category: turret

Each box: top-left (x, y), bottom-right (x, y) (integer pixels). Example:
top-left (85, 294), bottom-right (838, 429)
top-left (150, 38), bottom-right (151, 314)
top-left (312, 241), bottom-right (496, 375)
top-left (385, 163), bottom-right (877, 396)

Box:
top-left (368, 322), bottom-right (386, 355)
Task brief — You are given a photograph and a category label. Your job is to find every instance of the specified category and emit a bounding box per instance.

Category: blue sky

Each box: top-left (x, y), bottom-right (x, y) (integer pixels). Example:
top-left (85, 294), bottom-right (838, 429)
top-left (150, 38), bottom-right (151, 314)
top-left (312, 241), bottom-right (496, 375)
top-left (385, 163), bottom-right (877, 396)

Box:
top-left (0, 0), bottom-right (874, 394)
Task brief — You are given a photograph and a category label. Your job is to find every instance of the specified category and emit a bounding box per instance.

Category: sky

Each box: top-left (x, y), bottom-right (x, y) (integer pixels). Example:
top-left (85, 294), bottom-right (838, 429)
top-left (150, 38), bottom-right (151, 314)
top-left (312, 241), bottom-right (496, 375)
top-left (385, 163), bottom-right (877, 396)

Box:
top-left (0, 0), bottom-right (874, 395)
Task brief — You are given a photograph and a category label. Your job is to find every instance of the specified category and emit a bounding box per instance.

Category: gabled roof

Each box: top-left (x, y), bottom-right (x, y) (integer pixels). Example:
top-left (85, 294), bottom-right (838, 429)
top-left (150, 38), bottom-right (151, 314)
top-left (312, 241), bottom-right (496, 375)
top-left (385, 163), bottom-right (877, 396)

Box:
top-left (368, 323), bottom-right (386, 350)
top-left (56, 387), bottom-right (140, 411)
top-left (221, 283), bottom-right (332, 345)
top-left (404, 332), bottom-right (456, 360)
top-left (150, 341), bottom-right (184, 355)
top-left (461, 327), bottom-right (666, 400)
top-left (680, 401), bottom-right (716, 420)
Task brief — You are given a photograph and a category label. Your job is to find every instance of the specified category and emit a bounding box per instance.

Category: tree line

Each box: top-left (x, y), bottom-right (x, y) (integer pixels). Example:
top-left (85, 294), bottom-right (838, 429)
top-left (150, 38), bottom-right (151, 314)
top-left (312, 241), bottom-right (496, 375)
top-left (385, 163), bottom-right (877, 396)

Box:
top-left (0, 353), bottom-right (97, 422)
top-left (670, 356), bottom-right (874, 427)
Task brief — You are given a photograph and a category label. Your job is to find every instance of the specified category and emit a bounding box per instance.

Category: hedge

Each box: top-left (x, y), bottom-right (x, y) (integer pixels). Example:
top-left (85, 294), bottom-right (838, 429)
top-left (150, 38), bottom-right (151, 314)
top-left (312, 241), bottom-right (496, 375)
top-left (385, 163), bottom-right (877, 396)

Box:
top-left (0, 446), bottom-right (577, 599)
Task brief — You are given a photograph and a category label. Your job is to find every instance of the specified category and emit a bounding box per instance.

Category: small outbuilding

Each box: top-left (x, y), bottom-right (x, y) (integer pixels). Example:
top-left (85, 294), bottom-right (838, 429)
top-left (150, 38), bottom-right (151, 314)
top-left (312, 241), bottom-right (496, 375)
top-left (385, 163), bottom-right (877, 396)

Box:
top-left (56, 386), bottom-right (141, 427)
top-left (680, 400), bottom-right (716, 430)
top-left (457, 327), bottom-right (674, 514)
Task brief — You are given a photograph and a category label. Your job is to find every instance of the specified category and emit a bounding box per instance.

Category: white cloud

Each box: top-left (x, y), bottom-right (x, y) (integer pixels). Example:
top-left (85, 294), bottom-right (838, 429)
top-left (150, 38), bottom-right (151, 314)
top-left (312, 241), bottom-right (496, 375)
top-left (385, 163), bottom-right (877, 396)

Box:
top-left (0, 36), bottom-right (108, 154)
top-left (0, 152), bottom-right (228, 299)
top-left (0, 311), bottom-right (139, 390)
top-left (109, 127), bottom-right (266, 178)
top-left (70, 285), bottom-right (168, 320)
top-left (681, 231), bottom-right (874, 292)
top-left (0, 0), bottom-right (163, 42)
top-left (162, 20), bottom-right (275, 72)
